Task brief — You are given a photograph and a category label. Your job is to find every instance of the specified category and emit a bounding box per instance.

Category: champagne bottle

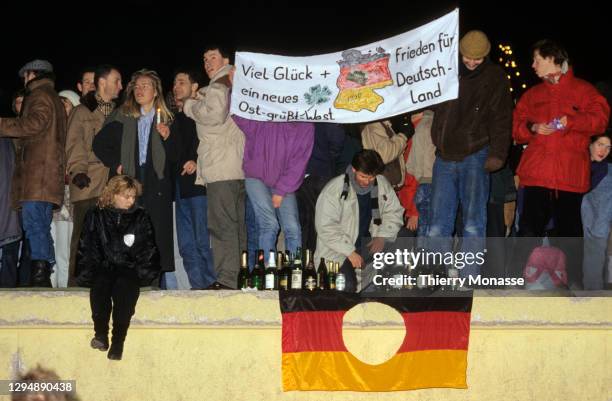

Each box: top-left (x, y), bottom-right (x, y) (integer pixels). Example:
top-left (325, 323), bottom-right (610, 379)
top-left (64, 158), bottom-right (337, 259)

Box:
top-left (279, 251), bottom-right (291, 290)
top-left (265, 250), bottom-right (278, 290)
top-left (328, 261), bottom-right (336, 290)
top-left (303, 249), bottom-right (317, 291)
top-left (291, 250), bottom-right (303, 290)
top-left (251, 249), bottom-right (265, 290)
top-left (316, 257), bottom-right (328, 290)
top-left (335, 262), bottom-right (346, 291)
top-left (237, 250), bottom-right (250, 289)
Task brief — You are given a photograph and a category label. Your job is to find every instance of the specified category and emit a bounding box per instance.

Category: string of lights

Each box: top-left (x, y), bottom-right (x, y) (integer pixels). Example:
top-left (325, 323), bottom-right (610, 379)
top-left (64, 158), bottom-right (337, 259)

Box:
top-left (497, 43), bottom-right (527, 100)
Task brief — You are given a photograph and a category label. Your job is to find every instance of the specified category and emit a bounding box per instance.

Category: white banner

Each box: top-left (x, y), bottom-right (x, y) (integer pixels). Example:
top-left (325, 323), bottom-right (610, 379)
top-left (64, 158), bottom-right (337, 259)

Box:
top-left (231, 9), bottom-right (459, 123)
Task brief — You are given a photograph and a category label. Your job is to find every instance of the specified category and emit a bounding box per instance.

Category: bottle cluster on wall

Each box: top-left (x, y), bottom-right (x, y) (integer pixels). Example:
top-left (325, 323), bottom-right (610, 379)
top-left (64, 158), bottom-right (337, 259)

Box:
top-left (237, 248), bottom-right (462, 292)
top-left (237, 248), bottom-right (347, 291)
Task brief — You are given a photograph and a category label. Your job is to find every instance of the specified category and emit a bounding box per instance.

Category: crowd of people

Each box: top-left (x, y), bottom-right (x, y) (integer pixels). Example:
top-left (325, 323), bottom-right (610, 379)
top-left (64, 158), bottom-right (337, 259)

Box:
top-left (0, 30), bottom-right (611, 298)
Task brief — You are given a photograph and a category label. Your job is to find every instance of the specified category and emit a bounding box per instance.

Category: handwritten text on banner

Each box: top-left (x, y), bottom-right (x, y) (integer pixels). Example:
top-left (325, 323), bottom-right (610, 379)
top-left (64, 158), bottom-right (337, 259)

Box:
top-left (230, 9), bottom-right (459, 123)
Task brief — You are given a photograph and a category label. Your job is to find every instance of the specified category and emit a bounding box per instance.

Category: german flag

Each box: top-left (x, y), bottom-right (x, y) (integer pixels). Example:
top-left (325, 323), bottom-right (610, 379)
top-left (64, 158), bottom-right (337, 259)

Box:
top-left (280, 290), bottom-right (472, 391)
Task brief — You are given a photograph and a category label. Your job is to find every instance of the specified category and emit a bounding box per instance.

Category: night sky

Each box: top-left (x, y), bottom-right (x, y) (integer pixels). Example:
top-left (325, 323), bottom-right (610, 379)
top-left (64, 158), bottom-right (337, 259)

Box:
top-left (0, 1), bottom-right (607, 115)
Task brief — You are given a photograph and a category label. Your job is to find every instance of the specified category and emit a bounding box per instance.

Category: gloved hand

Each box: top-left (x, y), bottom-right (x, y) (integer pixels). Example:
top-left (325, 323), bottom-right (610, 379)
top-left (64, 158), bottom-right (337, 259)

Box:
top-left (484, 156), bottom-right (504, 173)
top-left (72, 173), bottom-right (91, 189)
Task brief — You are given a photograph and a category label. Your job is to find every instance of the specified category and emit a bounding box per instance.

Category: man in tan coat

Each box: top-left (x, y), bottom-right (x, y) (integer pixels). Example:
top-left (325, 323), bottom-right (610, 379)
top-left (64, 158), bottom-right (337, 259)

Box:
top-left (0, 59), bottom-right (66, 287)
top-left (65, 65), bottom-right (123, 286)
top-left (361, 120), bottom-right (408, 189)
top-left (183, 46), bottom-right (246, 289)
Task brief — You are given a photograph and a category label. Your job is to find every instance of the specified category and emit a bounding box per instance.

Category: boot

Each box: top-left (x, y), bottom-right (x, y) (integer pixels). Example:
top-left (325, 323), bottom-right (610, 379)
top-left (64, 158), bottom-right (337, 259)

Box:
top-left (107, 341), bottom-right (124, 360)
top-left (90, 336), bottom-right (109, 351)
top-left (30, 260), bottom-right (52, 287)
top-left (108, 323), bottom-right (128, 360)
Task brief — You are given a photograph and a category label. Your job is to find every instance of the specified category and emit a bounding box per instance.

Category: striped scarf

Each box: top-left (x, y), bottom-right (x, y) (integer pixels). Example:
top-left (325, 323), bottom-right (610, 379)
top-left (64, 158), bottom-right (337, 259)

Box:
top-left (341, 166), bottom-right (381, 225)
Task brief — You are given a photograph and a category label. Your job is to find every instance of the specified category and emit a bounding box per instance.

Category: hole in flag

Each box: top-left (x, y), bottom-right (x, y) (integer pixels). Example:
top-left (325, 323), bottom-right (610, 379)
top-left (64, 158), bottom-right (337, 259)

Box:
top-left (342, 302), bottom-right (406, 365)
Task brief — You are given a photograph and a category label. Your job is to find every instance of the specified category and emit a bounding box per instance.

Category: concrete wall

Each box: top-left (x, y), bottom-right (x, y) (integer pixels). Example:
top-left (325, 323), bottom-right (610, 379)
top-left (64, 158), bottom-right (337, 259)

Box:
top-left (0, 290), bottom-right (610, 401)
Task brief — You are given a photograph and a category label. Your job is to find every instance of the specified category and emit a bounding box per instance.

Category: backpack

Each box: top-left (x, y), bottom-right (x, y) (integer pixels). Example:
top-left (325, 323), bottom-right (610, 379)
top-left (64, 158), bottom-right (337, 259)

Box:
top-left (523, 245), bottom-right (568, 289)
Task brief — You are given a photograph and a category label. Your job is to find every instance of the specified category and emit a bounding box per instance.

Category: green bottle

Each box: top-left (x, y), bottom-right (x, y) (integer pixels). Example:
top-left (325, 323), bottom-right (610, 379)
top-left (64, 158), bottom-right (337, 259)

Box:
top-left (279, 251), bottom-right (291, 290)
top-left (317, 257), bottom-right (328, 290)
top-left (303, 249), bottom-right (317, 291)
top-left (237, 250), bottom-right (250, 289)
top-left (328, 261), bottom-right (336, 290)
top-left (251, 249), bottom-right (265, 290)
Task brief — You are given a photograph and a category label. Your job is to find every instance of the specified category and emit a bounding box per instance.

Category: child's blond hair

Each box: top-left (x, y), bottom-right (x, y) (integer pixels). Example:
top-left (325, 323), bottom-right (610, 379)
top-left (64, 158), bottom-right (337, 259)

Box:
top-left (97, 175), bottom-right (142, 208)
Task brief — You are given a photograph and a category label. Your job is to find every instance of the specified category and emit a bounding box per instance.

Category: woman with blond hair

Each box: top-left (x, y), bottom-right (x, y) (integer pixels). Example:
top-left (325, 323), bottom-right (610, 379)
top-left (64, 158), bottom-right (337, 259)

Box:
top-left (93, 69), bottom-right (176, 282)
top-left (76, 175), bottom-right (160, 360)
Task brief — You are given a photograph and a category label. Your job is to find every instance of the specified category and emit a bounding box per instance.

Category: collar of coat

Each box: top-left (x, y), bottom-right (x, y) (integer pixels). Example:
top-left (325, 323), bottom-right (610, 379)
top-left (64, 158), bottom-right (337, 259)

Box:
top-left (81, 91), bottom-right (98, 112)
top-left (210, 64), bottom-right (233, 88)
top-left (25, 75), bottom-right (55, 94)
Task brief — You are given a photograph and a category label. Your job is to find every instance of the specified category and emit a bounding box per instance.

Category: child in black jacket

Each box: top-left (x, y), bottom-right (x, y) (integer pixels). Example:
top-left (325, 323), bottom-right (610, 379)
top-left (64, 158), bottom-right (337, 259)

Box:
top-left (76, 175), bottom-right (160, 360)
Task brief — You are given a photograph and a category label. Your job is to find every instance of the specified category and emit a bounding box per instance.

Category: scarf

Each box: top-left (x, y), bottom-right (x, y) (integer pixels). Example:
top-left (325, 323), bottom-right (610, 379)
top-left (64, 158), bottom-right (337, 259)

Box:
top-left (544, 61), bottom-right (569, 84)
top-left (341, 166), bottom-right (381, 225)
top-left (103, 109), bottom-right (166, 180)
top-left (138, 107), bottom-right (155, 166)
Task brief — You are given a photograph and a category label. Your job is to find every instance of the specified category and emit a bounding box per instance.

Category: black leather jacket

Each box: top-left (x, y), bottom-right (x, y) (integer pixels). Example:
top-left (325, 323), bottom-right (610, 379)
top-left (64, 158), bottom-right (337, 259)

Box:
top-left (76, 205), bottom-right (160, 287)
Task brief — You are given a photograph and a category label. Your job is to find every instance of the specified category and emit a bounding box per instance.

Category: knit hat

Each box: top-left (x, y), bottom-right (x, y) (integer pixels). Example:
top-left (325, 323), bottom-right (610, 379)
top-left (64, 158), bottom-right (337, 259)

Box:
top-left (459, 30), bottom-right (491, 59)
top-left (18, 59), bottom-right (54, 78)
top-left (59, 90), bottom-right (81, 107)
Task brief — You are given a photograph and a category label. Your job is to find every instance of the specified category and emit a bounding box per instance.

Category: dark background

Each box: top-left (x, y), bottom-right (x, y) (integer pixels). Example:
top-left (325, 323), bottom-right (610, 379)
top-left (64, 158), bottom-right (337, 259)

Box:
top-left (0, 1), bottom-right (608, 115)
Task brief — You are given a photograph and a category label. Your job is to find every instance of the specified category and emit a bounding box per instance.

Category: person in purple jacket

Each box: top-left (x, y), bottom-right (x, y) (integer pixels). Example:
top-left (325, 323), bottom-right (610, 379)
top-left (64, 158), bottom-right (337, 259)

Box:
top-left (233, 116), bottom-right (314, 256)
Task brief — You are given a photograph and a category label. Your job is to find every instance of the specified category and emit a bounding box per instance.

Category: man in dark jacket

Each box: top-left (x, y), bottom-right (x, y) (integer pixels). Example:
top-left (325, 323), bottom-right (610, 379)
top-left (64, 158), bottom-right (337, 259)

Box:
top-left (296, 123), bottom-right (346, 251)
top-left (169, 69), bottom-right (215, 289)
top-left (428, 31), bottom-right (513, 279)
top-left (0, 59), bottom-right (67, 287)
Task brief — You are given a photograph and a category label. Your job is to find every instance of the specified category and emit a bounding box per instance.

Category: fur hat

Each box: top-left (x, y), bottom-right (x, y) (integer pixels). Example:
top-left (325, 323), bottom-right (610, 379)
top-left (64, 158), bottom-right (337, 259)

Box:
top-left (18, 59), bottom-right (53, 78)
top-left (59, 90), bottom-right (81, 107)
top-left (459, 30), bottom-right (491, 59)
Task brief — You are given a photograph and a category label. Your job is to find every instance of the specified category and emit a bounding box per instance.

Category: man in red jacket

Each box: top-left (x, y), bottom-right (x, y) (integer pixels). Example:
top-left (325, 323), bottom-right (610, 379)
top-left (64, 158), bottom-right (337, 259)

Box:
top-left (513, 39), bottom-right (610, 289)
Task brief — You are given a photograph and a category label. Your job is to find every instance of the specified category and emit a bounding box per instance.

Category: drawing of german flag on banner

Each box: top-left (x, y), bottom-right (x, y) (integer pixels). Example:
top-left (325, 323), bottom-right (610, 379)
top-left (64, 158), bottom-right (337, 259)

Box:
top-left (280, 291), bottom-right (472, 391)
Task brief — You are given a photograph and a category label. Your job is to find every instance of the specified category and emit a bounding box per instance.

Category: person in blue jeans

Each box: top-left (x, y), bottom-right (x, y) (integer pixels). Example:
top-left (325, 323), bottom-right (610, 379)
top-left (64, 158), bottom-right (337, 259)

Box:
top-left (405, 110), bottom-right (436, 245)
top-left (245, 195), bottom-right (259, 270)
top-left (167, 69), bottom-right (215, 289)
top-left (428, 31), bottom-right (513, 279)
top-left (233, 116), bottom-right (314, 258)
top-left (582, 134), bottom-right (612, 290)
top-left (0, 59), bottom-right (67, 287)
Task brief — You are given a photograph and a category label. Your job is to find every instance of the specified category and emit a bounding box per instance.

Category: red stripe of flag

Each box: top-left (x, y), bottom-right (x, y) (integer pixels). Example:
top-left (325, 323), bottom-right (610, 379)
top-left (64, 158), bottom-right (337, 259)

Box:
top-left (282, 311), bottom-right (347, 353)
top-left (398, 311), bottom-right (471, 352)
top-left (282, 310), bottom-right (470, 354)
